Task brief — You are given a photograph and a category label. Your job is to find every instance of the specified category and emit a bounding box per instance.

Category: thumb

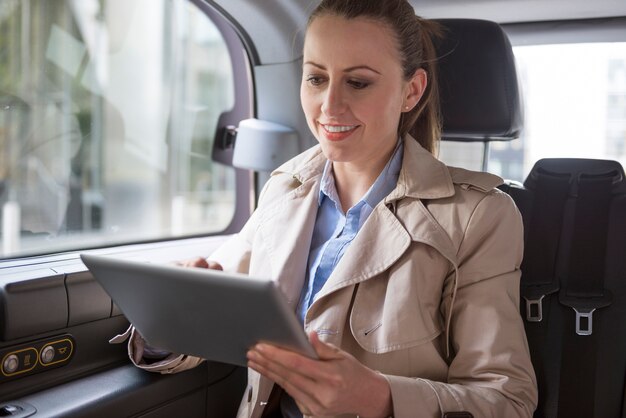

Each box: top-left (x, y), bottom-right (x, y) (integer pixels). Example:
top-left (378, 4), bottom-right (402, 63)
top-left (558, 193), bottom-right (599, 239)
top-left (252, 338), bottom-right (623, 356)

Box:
top-left (308, 331), bottom-right (343, 360)
top-left (206, 260), bottom-right (223, 270)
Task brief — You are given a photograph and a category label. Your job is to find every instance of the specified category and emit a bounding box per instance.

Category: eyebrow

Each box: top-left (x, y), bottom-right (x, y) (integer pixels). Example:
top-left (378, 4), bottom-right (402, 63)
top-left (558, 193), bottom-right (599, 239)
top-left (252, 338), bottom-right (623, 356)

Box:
top-left (303, 61), bottom-right (381, 75)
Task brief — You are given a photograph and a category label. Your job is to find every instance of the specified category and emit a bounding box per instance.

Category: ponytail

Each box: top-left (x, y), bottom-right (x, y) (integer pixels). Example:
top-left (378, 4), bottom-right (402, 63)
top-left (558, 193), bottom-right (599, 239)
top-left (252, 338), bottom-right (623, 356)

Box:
top-left (403, 18), bottom-right (443, 155)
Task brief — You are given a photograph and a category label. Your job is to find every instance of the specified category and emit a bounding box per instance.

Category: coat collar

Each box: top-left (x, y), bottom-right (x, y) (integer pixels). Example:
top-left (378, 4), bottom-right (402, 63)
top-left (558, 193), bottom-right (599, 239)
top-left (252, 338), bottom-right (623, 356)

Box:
top-left (268, 135), bottom-right (460, 295)
top-left (273, 135), bottom-right (455, 202)
top-left (387, 135), bottom-right (455, 201)
top-left (272, 142), bottom-right (326, 185)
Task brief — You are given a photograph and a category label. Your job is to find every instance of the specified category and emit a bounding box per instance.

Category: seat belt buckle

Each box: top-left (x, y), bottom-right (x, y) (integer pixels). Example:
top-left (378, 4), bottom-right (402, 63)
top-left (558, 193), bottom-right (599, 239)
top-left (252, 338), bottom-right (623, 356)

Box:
top-left (572, 308), bottom-right (596, 336)
top-left (521, 284), bottom-right (559, 323)
top-left (524, 295), bottom-right (545, 322)
top-left (560, 291), bottom-right (612, 336)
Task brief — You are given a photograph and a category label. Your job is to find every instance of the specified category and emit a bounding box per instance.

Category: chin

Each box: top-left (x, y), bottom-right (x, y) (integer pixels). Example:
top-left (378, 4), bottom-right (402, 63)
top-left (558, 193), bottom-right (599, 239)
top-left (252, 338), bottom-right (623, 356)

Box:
top-left (319, 148), bottom-right (352, 163)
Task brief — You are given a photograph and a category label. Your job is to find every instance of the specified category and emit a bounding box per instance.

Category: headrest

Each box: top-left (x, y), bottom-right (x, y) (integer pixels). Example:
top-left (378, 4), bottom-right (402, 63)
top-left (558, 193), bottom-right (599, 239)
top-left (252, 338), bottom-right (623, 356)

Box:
top-left (525, 158), bottom-right (626, 194)
top-left (435, 19), bottom-right (522, 142)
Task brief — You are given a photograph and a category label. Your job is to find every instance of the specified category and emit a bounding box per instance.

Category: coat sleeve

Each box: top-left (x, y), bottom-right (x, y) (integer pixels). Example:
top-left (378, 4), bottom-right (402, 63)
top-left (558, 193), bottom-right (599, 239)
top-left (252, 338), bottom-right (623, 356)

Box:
top-left (110, 324), bottom-right (205, 374)
top-left (385, 191), bottom-right (538, 417)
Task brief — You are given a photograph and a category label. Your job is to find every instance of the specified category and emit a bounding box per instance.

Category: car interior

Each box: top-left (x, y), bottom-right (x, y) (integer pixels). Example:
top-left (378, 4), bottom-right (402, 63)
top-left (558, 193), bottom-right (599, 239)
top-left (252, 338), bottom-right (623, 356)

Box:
top-left (1, 0), bottom-right (625, 417)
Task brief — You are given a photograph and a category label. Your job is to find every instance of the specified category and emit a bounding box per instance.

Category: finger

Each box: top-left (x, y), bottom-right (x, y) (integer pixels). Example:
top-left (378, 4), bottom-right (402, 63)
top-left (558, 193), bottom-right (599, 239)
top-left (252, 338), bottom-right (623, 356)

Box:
top-left (175, 257), bottom-right (209, 268)
top-left (206, 260), bottom-right (223, 270)
top-left (249, 343), bottom-right (320, 378)
top-left (179, 257), bottom-right (223, 269)
top-left (248, 344), bottom-right (348, 400)
top-left (189, 257), bottom-right (209, 268)
top-left (248, 345), bottom-right (315, 381)
top-left (251, 343), bottom-right (338, 383)
top-left (247, 357), bottom-right (322, 415)
top-left (248, 345), bottom-right (338, 393)
top-left (308, 331), bottom-right (344, 360)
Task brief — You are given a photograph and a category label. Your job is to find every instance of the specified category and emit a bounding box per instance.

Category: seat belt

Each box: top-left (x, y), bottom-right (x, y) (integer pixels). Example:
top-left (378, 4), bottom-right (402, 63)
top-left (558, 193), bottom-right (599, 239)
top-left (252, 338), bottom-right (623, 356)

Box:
top-left (623, 381), bottom-right (626, 418)
top-left (557, 171), bottom-right (616, 418)
top-left (521, 168), bottom-right (571, 323)
top-left (518, 169), bottom-right (571, 417)
top-left (623, 376), bottom-right (626, 418)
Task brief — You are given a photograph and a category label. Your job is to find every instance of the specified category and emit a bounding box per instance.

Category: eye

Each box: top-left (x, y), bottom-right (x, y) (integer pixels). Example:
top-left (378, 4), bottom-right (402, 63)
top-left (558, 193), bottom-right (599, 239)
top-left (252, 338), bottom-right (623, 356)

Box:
top-left (306, 75), bottom-right (326, 86)
top-left (348, 79), bottom-right (370, 90)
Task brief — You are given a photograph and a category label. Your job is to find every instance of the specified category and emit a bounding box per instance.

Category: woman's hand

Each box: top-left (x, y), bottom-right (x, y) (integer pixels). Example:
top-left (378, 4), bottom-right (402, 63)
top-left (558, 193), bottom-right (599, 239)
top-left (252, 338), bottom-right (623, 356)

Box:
top-left (175, 257), bottom-right (223, 270)
top-left (247, 331), bottom-right (393, 418)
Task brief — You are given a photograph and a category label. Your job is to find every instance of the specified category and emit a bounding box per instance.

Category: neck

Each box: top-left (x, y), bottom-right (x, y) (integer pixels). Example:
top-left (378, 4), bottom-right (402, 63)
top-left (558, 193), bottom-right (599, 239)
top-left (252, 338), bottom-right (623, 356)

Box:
top-left (332, 141), bottom-right (397, 213)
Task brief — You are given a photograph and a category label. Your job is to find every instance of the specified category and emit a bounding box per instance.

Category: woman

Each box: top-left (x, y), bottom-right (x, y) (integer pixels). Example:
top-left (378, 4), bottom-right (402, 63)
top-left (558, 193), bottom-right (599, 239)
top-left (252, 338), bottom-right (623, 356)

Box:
top-left (115, 0), bottom-right (538, 416)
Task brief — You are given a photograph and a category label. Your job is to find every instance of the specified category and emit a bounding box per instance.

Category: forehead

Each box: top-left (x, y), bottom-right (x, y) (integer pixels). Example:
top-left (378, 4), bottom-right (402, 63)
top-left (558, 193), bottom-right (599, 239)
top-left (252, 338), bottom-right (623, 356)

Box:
top-left (303, 15), bottom-right (402, 70)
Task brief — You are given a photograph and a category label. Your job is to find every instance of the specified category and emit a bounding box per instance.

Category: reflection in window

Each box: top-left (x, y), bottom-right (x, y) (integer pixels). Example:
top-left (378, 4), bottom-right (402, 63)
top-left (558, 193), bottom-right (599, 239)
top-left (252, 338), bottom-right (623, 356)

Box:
top-left (0, 0), bottom-right (239, 257)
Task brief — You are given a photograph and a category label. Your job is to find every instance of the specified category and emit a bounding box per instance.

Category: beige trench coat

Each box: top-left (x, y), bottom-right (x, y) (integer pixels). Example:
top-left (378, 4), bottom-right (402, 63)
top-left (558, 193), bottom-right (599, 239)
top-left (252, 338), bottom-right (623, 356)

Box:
top-left (119, 136), bottom-right (537, 418)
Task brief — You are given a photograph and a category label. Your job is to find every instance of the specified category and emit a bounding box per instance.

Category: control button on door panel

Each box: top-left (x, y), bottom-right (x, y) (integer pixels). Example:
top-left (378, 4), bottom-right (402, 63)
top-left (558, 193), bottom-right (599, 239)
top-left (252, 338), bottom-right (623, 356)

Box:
top-left (2, 354), bottom-right (19, 374)
top-left (40, 345), bottom-right (55, 365)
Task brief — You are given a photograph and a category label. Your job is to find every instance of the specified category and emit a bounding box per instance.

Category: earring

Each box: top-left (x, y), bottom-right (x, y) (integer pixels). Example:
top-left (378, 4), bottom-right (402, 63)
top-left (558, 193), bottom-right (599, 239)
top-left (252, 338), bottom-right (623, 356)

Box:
top-left (404, 105), bottom-right (409, 110)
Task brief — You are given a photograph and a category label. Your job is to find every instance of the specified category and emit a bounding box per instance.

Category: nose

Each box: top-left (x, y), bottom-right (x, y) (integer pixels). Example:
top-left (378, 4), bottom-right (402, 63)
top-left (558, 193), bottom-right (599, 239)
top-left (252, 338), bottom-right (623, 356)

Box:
top-left (321, 82), bottom-right (347, 117)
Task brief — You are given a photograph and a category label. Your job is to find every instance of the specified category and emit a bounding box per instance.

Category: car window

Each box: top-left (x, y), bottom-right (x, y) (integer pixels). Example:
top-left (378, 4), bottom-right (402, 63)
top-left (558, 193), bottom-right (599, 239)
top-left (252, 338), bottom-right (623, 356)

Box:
top-left (439, 42), bottom-right (626, 182)
top-left (0, 0), bottom-right (241, 258)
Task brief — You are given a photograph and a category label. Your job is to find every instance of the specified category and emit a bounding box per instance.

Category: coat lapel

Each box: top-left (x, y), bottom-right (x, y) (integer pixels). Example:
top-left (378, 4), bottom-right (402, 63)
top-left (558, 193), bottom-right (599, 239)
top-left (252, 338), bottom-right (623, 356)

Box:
top-left (398, 200), bottom-right (458, 263)
top-left (310, 197), bottom-right (458, 300)
top-left (256, 176), bottom-right (320, 305)
top-left (313, 202), bottom-right (411, 299)
top-left (306, 138), bottom-right (460, 331)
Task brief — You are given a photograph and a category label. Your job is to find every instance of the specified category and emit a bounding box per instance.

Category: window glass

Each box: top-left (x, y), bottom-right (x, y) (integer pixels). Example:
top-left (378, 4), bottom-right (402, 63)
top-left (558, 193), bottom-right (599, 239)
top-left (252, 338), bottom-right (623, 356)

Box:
top-left (0, 0), bottom-right (239, 258)
top-left (438, 141), bottom-right (485, 172)
top-left (439, 42), bottom-right (626, 183)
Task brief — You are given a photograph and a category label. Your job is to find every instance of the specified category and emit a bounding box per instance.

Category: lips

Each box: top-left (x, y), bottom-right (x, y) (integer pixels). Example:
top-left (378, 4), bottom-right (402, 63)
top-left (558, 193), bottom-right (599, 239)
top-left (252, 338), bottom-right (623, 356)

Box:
top-left (319, 123), bottom-right (359, 141)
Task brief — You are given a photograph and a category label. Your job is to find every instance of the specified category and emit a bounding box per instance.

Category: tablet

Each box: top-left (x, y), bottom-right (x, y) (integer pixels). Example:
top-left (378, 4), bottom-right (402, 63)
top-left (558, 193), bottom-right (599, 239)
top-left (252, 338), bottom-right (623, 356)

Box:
top-left (80, 254), bottom-right (317, 367)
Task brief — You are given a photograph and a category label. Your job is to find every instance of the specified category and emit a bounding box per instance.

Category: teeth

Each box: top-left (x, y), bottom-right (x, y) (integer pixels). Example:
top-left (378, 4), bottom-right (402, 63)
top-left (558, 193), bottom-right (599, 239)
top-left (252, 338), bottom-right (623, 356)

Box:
top-left (323, 125), bottom-right (355, 133)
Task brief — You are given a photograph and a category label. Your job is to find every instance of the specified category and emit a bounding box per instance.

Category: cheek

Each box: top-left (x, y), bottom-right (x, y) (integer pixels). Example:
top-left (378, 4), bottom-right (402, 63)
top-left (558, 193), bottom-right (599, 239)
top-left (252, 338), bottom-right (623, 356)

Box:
top-left (300, 86), bottom-right (317, 118)
top-left (359, 95), bottom-right (398, 130)
top-left (374, 92), bottom-right (402, 129)
top-left (300, 86), bottom-right (320, 137)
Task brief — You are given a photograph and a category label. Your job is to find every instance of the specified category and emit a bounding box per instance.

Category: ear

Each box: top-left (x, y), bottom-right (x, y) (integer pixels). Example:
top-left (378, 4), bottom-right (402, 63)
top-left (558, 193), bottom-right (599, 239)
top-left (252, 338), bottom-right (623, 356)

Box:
top-left (402, 68), bottom-right (428, 112)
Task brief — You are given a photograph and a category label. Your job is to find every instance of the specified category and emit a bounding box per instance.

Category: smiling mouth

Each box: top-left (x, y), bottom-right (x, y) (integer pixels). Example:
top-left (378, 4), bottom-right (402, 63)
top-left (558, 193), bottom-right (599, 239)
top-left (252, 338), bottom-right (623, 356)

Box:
top-left (321, 124), bottom-right (358, 133)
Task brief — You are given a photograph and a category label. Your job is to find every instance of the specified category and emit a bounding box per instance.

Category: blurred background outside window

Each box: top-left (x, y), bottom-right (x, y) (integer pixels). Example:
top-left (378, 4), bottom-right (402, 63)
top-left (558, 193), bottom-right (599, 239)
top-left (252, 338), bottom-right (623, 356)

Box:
top-left (0, 0), bottom-right (238, 258)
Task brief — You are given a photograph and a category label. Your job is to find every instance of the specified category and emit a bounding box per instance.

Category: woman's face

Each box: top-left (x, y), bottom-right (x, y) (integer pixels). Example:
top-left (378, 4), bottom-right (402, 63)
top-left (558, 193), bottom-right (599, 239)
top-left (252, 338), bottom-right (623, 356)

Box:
top-left (301, 15), bottom-right (422, 167)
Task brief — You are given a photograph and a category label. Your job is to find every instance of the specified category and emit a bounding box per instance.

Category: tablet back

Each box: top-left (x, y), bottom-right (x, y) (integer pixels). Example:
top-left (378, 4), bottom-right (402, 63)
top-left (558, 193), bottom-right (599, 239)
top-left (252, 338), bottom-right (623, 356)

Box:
top-left (80, 254), bottom-right (315, 367)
